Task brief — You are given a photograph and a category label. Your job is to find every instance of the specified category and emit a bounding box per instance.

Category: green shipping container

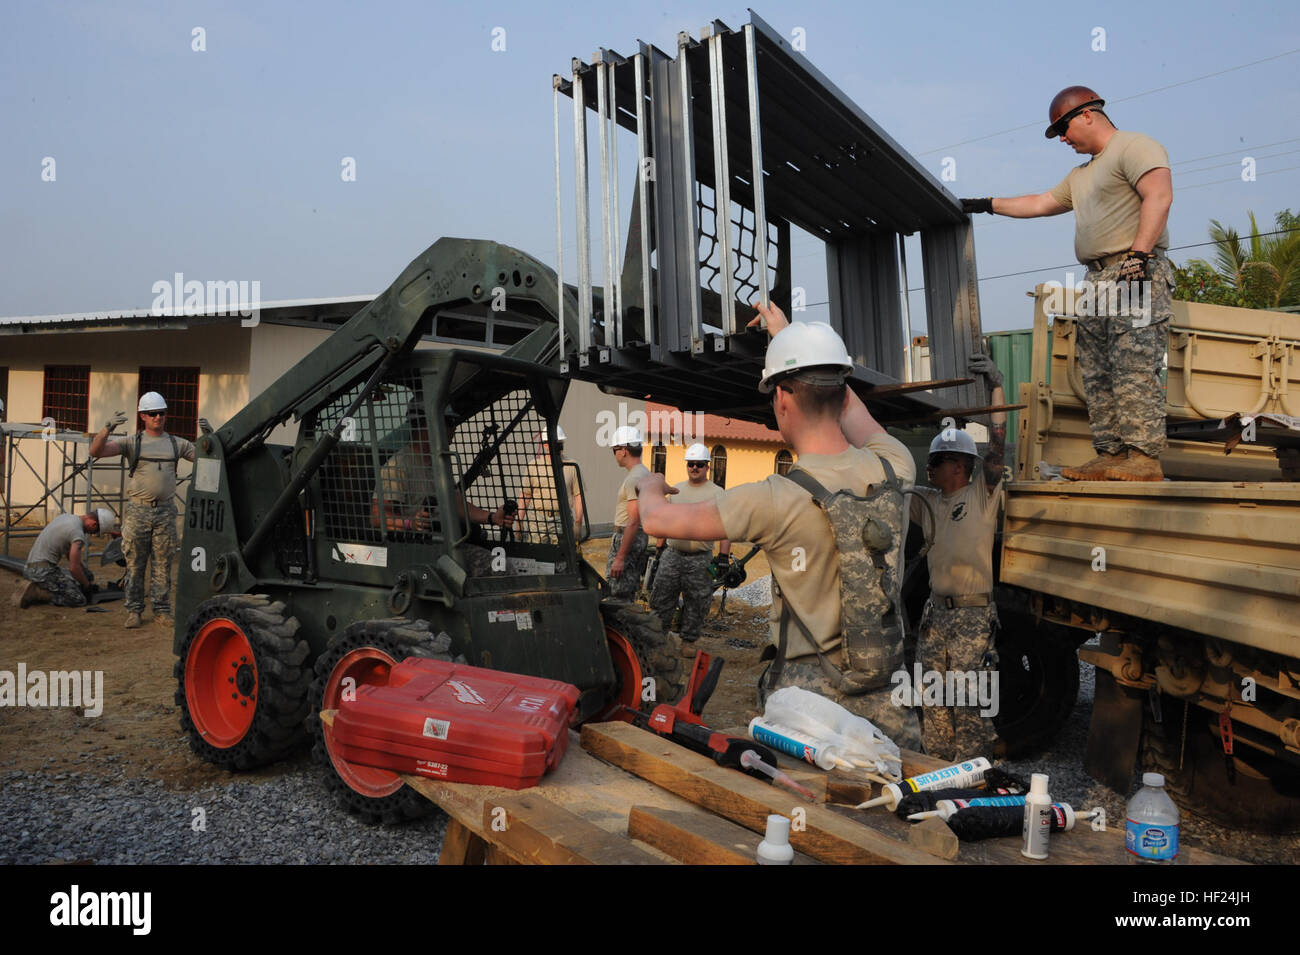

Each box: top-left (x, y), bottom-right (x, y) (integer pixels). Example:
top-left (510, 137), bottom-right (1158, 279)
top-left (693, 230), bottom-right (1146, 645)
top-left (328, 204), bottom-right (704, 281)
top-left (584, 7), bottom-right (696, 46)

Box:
top-left (984, 328), bottom-right (1048, 446)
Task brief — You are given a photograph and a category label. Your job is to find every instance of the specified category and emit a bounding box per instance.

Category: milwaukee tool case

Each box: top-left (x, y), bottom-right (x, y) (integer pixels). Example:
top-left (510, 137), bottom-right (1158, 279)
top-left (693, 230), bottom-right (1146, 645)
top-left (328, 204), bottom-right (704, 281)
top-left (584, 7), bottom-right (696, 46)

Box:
top-left (331, 658), bottom-right (581, 788)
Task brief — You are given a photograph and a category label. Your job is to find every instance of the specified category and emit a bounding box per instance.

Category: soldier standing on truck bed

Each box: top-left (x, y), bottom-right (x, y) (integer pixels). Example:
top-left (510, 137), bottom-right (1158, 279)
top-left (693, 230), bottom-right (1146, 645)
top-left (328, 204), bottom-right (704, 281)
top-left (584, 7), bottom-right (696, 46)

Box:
top-left (648, 443), bottom-right (731, 644)
top-left (961, 86), bottom-right (1173, 483)
top-left (909, 355), bottom-right (1007, 760)
top-left (89, 392), bottom-right (197, 629)
top-left (637, 306), bottom-right (922, 750)
top-left (606, 425), bottom-right (650, 601)
top-left (14, 509), bottom-right (116, 609)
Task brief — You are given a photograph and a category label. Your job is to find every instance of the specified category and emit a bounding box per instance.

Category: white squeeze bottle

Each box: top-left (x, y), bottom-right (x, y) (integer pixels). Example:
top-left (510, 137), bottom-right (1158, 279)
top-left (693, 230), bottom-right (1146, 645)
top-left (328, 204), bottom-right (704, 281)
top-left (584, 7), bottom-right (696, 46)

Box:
top-left (1126, 773), bottom-right (1180, 864)
top-left (1020, 773), bottom-right (1052, 860)
top-left (757, 814), bottom-right (794, 865)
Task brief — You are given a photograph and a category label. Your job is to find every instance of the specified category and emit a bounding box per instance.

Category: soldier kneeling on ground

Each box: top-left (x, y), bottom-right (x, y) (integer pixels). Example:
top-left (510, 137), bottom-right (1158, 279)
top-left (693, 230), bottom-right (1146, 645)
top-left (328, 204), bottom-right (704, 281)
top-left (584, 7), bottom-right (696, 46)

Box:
top-left (14, 509), bottom-right (116, 609)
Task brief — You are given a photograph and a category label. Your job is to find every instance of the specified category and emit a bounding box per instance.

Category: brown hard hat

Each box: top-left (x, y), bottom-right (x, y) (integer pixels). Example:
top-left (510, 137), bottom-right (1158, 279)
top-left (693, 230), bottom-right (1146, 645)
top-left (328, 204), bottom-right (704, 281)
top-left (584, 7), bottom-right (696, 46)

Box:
top-left (1045, 86), bottom-right (1105, 138)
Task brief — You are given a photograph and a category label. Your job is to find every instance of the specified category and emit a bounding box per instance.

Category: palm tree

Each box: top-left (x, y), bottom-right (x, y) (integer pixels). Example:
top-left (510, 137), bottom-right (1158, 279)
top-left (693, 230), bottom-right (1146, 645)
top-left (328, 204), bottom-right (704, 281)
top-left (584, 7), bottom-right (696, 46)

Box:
top-left (1183, 209), bottom-right (1300, 309)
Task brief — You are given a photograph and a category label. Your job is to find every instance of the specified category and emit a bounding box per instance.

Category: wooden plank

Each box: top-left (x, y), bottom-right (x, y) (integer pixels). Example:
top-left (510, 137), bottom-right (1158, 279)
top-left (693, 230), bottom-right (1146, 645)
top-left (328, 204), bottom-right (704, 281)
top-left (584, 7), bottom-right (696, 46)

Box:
top-left (908, 816), bottom-right (959, 860)
top-left (628, 805), bottom-right (822, 865)
top-left (438, 819), bottom-right (487, 866)
top-left (482, 793), bottom-right (669, 866)
top-left (581, 721), bottom-right (946, 865)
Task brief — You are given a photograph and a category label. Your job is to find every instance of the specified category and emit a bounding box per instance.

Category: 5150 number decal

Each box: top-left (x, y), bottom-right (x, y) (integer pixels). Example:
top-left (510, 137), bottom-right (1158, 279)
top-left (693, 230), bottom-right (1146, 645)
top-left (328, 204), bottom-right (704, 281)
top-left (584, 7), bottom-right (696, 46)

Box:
top-left (188, 498), bottom-right (226, 533)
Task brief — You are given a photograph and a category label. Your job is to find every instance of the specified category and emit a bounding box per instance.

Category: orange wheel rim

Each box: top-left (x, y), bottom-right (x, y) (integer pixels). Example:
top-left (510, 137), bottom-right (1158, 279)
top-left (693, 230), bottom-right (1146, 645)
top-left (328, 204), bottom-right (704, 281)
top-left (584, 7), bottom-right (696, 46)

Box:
top-left (323, 647), bottom-right (404, 798)
top-left (185, 618), bottom-right (258, 748)
top-left (596, 629), bottom-right (643, 723)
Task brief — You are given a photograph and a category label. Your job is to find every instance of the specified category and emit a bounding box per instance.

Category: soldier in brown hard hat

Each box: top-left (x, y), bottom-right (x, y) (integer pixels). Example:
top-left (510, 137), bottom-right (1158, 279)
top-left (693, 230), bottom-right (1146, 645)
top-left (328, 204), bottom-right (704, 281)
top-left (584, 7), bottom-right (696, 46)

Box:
top-left (961, 86), bottom-right (1174, 483)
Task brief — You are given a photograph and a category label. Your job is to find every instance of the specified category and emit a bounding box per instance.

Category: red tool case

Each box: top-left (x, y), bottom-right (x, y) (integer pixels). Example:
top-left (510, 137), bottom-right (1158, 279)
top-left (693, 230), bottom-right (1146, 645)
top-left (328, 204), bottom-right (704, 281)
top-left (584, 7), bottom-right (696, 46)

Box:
top-left (330, 658), bottom-right (580, 789)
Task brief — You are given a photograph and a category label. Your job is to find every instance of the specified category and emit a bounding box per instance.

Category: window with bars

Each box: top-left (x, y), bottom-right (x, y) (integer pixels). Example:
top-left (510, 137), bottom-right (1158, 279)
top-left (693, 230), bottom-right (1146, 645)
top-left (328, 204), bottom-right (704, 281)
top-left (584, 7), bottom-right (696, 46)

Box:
top-left (775, 449), bottom-right (793, 476)
top-left (42, 365), bottom-right (90, 432)
top-left (652, 444), bottom-right (666, 475)
top-left (711, 445), bottom-right (728, 489)
top-left (138, 367), bottom-right (200, 439)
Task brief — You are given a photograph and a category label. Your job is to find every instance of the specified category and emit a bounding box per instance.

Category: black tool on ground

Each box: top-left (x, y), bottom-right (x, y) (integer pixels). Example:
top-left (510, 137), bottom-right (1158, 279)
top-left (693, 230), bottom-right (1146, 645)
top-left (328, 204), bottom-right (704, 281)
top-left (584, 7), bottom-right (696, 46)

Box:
top-left (639, 542), bottom-right (667, 600)
top-left (984, 766), bottom-right (1030, 794)
top-left (712, 545), bottom-right (761, 616)
top-left (894, 785), bottom-right (1024, 820)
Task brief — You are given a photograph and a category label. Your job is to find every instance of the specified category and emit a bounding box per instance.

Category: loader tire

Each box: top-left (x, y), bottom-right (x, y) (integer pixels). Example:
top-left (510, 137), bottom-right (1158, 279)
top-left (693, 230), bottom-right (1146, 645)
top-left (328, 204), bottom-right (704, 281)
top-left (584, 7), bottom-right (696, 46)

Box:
top-left (600, 600), bottom-right (686, 716)
top-left (310, 618), bottom-right (454, 825)
top-left (991, 611), bottom-right (1080, 758)
top-left (175, 594), bottom-right (312, 770)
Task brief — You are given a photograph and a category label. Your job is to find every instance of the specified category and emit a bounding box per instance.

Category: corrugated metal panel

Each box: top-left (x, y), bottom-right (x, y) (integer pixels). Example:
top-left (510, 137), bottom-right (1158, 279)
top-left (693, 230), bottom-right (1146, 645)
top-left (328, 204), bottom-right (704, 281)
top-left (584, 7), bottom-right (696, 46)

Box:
top-left (986, 328), bottom-right (1046, 445)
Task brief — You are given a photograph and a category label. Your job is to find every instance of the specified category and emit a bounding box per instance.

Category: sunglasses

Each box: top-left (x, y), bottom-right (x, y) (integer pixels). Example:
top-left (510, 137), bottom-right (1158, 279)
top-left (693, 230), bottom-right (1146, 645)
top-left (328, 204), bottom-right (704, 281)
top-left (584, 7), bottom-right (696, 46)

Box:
top-left (143, 411), bottom-right (166, 418)
top-left (1047, 99), bottom-right (1104, 138)
top-left (686, 462), bottom-right (707, 469)
top-left (927, 455), bottom-right (963, 468)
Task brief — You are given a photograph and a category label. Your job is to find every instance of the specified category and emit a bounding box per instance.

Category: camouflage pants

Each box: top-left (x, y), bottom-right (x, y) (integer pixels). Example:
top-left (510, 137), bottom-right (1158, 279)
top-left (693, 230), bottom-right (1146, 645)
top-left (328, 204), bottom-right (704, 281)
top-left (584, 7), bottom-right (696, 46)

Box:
top-left (526, 513), bottom-right (566, 545)
top-left (121, 501), bottom-right (178, 614)
top-left (916, 601), bottom-right (999, 761)
top-left (649, 548), bottom-right (714, 639)
top-left (761, 659), bottom-right (923, 752)
top-left (605, 528), bottom-right (648, 601)
top-left (464, 543), bottom-right (501, 577)
top-left (23, 561), bottom-right (86, 608)
top-left (1076, 256), bottom-right (1172, 458)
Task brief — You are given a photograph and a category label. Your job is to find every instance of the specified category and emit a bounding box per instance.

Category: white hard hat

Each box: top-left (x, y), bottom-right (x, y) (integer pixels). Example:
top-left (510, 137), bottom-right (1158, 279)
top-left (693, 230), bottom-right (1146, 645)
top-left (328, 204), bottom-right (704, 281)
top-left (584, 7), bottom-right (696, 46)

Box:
top-left (138, 392), bottom-right (168, 413)
top-left (929, 428), bottom-right (979, 458)
top-left (95, 508), bottom-right (116, 535)
top-left (758, 322), bottom-right (854, 394)
top-left (543, 425), bottom-right (566, 442)
top-left (611, 425), bottom-right (642, 447)
top-left (684, 443), bottom-right (710, 462)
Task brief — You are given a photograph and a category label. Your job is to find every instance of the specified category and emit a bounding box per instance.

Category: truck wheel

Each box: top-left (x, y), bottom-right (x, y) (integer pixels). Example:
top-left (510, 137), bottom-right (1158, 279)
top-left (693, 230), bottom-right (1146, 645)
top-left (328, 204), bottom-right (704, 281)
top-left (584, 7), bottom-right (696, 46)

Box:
top-left (992, 612), bottom-right (1080, 757)
top-left (310, 619), bottom-right (454, 825)
top-left (598, 601), bottom-right (686, 719)
top-left (175, 594), bottom-right (312, 770)
top-left (1141, 692), bottom-right (1300, 832)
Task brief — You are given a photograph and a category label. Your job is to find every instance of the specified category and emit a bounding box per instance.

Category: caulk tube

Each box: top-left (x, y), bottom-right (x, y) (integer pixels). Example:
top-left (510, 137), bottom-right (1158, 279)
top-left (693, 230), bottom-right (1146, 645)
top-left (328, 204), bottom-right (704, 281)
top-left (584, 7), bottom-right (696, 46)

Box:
top-left (895, 786), bottom-right (1022, 819)
top-left (857, 757), bottom-right (992, 811)
top-left (920, 798), bottom-right (1075, 823)
top-left (1021, 773), bottom-right (1052, 859)
top-left (946, 804), bottom-right (1076, 841)
top-left (748, 717), bottom-right (841, 771)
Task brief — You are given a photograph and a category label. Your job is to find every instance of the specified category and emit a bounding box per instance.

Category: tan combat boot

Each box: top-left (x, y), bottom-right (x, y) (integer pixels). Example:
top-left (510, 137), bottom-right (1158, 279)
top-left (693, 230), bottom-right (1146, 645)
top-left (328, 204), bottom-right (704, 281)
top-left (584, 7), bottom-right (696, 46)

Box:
top-left (1103, 450), bottom-right (1164, 482)
top-left (1061, 451), bottom-right (1124, 481)
top-left (13, 579), bottom-right (42, 608)
top-left (124, 612), bottom-right (143, 629)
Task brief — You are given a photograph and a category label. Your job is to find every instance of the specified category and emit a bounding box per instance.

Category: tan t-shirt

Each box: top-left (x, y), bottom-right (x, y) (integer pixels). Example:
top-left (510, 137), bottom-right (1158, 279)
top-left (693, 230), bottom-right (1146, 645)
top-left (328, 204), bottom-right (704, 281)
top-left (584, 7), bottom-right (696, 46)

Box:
top-left (521, 455), bottom-right (578, 516)
top-left (666, 480), bottom-right (725, 553)
top-left (909, 468), bottom-right (1003, 597)
top-left (716, 433), bottom-right (915, 661)
top-left (614, 463), bottom-right (651, 528)
top-left (1049, 130), bottom-right (1171, 264)
top-left (112, 432), bottom-right (196, 503)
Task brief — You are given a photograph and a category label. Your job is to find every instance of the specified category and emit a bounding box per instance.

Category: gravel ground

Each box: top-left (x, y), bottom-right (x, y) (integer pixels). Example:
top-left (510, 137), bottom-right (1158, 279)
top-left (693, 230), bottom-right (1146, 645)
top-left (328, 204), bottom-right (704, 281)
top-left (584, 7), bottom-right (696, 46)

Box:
top-left (0, 753), bottom-right (448, 865)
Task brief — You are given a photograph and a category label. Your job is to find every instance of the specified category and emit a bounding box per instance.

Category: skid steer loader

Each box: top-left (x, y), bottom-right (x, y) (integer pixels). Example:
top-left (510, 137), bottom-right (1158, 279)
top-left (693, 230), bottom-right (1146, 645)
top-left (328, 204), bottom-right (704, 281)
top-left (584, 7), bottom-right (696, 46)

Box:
top-left (173, 238), bottom-right (685, 822)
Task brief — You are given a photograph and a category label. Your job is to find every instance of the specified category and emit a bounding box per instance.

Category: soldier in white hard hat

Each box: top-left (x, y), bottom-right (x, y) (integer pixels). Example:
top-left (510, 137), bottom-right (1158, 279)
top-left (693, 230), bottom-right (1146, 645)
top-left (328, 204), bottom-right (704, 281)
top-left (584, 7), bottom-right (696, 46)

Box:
top-left (908, 355), bottom-right (1008, 759)
top-left (605, 424), bottom-right (650, 600)
top-left (637, 305), bottom-right (922, 749)
top-left (89, 391), bottom-right (197, 628)
top-left (14, 509), bottom-right (116, 609)
top-left (518, 425), bottom-right (583, 544)
top-left (648, 443), bottom-right (731, 643)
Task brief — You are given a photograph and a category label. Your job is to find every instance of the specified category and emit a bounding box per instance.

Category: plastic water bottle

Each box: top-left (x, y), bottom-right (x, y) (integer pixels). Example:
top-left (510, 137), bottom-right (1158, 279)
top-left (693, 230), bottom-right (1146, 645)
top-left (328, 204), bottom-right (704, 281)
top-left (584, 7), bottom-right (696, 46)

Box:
top-left (1126, 772), bottom-right (1180, 864)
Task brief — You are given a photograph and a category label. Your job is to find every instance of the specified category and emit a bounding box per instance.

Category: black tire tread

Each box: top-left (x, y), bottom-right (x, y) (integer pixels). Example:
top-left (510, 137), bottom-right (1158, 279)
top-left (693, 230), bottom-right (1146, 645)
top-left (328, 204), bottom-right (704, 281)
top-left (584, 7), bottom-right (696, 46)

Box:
top-left (600, 600), bottom-right (686, 708)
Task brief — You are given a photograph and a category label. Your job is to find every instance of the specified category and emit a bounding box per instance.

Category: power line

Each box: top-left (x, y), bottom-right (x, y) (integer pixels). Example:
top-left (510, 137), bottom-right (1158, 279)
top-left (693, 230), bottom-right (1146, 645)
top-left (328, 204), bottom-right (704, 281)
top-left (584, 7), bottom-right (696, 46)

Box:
top-left (1176, 148), bottom-right (1300, 177)
top-left (1179, 164), bottom-right (1300, 191)
top-left (917, 48), bottom-right (1300, 156)
top-left (1172, 137), bottom-right (1300, 167)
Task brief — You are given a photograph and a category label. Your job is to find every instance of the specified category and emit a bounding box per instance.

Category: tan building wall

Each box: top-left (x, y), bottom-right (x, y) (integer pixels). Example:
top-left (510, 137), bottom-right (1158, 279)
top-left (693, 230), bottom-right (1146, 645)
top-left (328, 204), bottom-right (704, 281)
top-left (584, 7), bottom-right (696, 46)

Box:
top-left (557, 386), bottom-right (645, 534)
top-left (1, 325), bottom-right (250, 519)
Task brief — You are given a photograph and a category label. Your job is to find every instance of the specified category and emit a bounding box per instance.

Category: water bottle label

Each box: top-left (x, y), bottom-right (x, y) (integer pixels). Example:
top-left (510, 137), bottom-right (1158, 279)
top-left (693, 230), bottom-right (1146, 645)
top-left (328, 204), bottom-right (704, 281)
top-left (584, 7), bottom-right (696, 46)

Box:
top-left (1126, 819), bottom-right (1179, 861)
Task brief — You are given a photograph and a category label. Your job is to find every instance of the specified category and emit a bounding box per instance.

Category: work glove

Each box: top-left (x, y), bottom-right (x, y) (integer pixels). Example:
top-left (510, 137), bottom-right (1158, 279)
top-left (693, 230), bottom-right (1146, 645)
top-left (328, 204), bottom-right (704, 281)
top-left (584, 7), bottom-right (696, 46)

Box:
top-left (104, 411), bottom-right (129, 432)
top-left (968, 353), bottom-right (1003, 389)
top-left (1117, 249), bottom-right (1151, 283)
top-left (198, 417), bottom-right (213, 435)
top-left (960, 197), bottom-right (994, 215)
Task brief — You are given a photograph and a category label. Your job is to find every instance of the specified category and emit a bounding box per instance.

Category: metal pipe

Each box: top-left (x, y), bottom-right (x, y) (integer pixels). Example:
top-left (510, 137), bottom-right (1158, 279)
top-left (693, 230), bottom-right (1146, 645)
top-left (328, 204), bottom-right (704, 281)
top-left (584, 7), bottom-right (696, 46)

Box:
top-left (552, 76), bottom-right (566, 363)
top-left (708, 30), bottom-right (735, 335)
top-left (678, 37), bottom-right (702, 353)
top-left (571, 61), bottom-right (592, 352)
top-left (898, 234), bottom-right (914, 382)
top-left (743, 24), bottom-right (770, 310)
top-left (634, 52), bottom-right (654, 344)
top-left (608, 59), bottom-right (623, 346)
top-left (595, 54), bottom-right (615, 349)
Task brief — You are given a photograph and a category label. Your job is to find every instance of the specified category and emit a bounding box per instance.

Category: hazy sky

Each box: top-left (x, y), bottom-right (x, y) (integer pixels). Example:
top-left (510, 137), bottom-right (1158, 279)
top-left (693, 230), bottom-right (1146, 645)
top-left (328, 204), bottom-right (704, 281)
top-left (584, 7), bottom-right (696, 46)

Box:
top-left (3, 1), bottom-right (1297, 334)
